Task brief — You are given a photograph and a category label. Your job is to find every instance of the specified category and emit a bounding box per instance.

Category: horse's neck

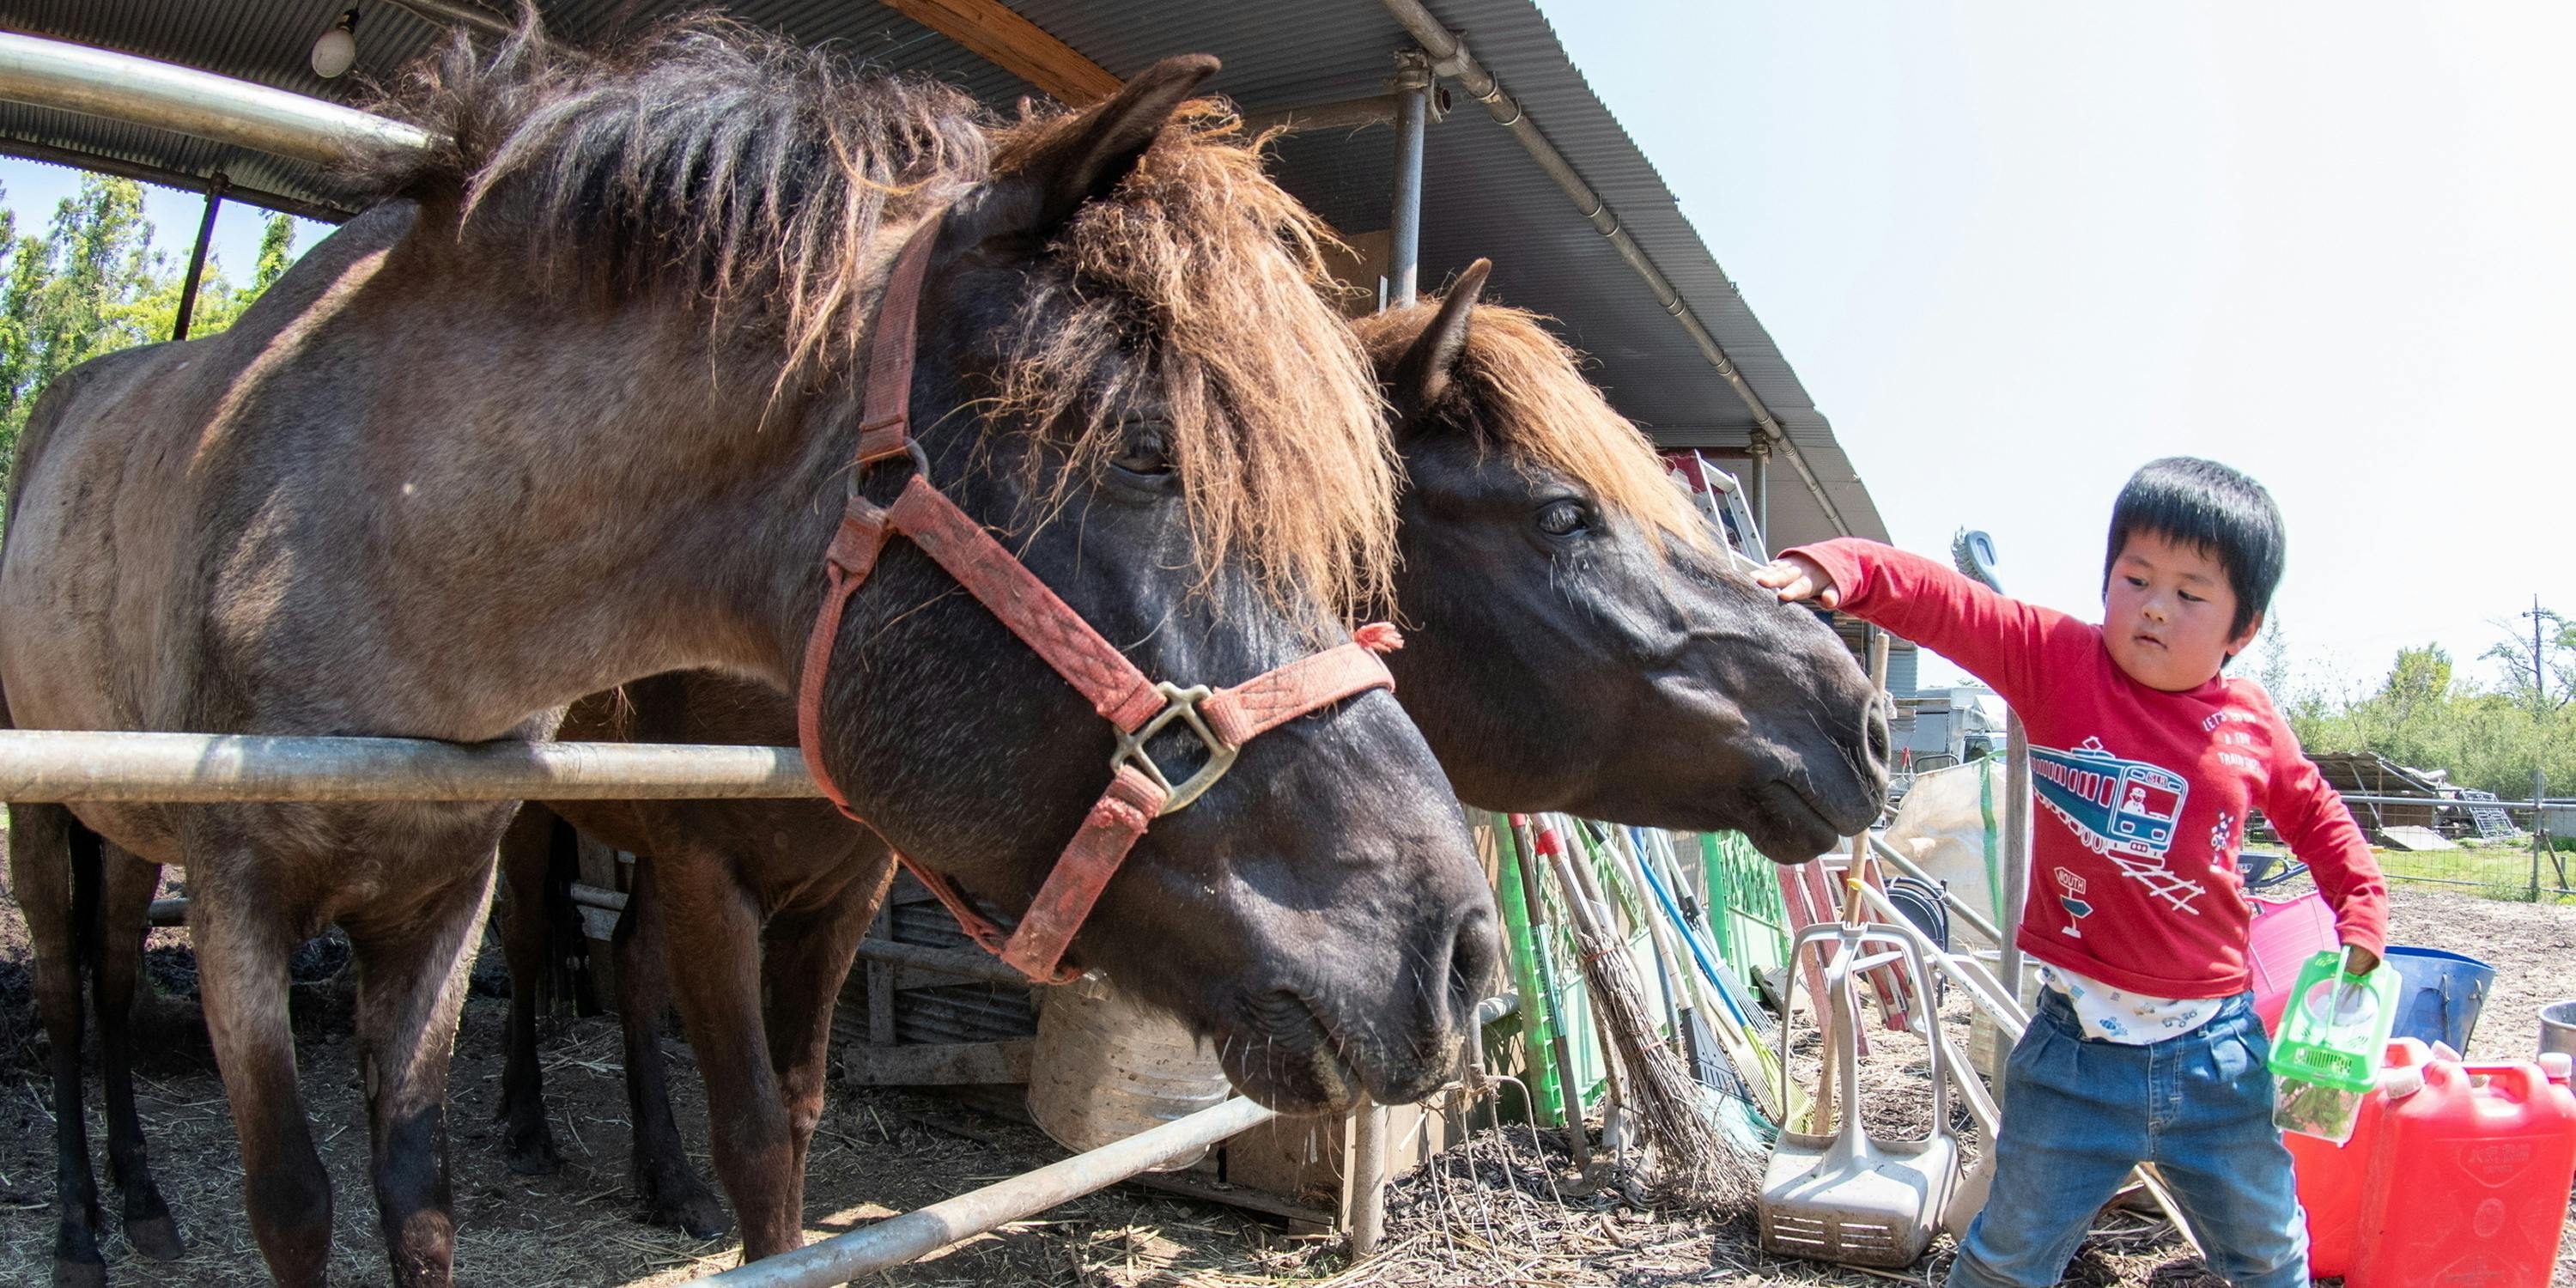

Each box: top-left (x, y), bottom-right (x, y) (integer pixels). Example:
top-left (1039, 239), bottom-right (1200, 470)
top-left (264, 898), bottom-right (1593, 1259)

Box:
top-left (444, 362), bottom-right (840, 708)
top-left (282, 260), bottom-right (848, 737)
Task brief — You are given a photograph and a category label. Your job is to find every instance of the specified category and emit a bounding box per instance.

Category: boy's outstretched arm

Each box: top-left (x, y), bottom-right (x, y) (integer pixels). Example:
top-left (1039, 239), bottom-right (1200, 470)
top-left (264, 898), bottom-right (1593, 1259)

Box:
top-left (1758, 538), bottom-right (2091, 712)
top-left (2258, 702), bottom-right (2390, 972)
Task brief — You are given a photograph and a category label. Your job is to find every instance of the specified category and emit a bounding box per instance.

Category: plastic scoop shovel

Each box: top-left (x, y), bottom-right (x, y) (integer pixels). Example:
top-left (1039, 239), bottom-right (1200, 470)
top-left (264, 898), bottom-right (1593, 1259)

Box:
top-left (1759, 924), bottom-right (1962, 1268)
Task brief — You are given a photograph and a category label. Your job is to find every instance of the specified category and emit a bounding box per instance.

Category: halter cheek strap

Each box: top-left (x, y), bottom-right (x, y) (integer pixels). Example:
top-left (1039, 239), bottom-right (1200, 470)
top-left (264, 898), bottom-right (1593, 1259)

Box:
top-left (794, 223), bottom-right (1402, 985)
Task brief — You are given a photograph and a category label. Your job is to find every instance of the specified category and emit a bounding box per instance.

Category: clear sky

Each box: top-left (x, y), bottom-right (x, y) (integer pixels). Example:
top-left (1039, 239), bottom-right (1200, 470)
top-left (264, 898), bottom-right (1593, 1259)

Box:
top-left (1537, 2), bottom-right (2576, 699)
top-left (0, 155), bottom-right (330, 308)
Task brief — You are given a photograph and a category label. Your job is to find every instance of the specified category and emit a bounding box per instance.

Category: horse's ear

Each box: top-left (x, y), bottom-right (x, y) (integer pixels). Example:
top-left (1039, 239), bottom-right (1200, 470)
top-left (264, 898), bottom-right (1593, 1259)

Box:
top-left (969, 56), bottom-right (1220, 241)
top-left (1387, 259), bottom-right (1492, 434)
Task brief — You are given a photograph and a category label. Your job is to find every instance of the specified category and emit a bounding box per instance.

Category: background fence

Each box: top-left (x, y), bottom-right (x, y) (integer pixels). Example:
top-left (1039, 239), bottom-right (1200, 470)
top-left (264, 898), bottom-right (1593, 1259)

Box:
top-left (2263, 793), bottom-right (2576, 901)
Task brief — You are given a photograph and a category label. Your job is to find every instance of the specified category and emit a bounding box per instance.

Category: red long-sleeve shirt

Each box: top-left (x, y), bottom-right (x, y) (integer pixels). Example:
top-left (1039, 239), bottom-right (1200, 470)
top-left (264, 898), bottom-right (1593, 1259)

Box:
top-left (1789, 538), bottom-right (2389, 999)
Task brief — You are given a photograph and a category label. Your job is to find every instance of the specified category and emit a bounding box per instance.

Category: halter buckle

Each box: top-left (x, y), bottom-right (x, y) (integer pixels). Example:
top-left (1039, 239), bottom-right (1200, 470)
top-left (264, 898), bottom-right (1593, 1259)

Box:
top-left (848, 436), bottom-right (933, 500)
top-left (1110, 682), bottom-right (1239, 817)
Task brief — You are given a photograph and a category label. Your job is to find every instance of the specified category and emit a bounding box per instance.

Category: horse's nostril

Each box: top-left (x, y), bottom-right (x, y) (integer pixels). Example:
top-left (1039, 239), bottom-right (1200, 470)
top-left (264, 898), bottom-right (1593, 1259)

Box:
top-left (1446, 908), bottom-right (1502, 1021)
top-left (1864, 696), bottom-right (1893, 769)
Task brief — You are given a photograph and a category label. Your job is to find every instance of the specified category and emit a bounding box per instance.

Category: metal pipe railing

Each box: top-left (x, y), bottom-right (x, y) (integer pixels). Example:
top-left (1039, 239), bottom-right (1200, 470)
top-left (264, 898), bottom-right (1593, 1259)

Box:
top-left (1865, 832), bottom-right (2004, 946)
top-left (1385, 52), bottom-right (1431, 307)
top-left (0, 32), bottom-right (434, 167)
top-left (1997, 716), bottom-right (2030, 1060)
top-left (696, 1095), bottom-right (1278, 1286)
top-left (1840, 881), bottom-right (2028, 1037)
top-left (0, 730), bottom-right (815, 802)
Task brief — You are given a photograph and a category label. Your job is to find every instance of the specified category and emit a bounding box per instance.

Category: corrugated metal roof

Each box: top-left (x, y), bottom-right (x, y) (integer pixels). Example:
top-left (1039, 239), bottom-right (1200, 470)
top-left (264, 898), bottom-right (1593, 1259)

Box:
top-left (0, 0), bottom-right (1884, 544)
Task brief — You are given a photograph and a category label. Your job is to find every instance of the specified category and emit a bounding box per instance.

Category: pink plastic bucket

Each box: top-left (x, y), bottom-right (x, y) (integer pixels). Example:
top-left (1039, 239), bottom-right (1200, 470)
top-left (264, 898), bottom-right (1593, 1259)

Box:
top-left (2250, 891), bottom-right (2337, 1035)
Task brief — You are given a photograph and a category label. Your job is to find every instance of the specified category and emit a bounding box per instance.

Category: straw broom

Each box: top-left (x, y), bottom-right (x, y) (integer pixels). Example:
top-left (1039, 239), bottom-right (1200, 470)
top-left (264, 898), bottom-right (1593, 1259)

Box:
top-left (1532, 817), bottom-right (1759, 1210)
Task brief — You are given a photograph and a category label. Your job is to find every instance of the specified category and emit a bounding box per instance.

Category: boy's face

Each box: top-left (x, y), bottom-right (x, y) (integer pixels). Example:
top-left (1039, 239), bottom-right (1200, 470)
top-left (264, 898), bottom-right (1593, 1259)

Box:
top-left (2102, 530), bottom-right (2263, 691)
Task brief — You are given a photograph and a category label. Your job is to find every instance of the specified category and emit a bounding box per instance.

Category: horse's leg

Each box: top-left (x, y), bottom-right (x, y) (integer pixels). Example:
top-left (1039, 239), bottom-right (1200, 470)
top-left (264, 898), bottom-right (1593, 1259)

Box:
top-left (655, 844), bottom-right (802, 1261)
top-left (493, 805), bottom-right (563, 1176)
top-left (614, 857), bottom-right (729, 1237)
top-left (12, 803), bottom-right (108, 1288)
top-left (760, 853), bottom-right (895, 1209)
top-left (344, 865), bottom-right (498, 1288)
top-left (190, 854), bottom-right (334, 1287)
top-left (89, 846), bottom-right (183, 1261)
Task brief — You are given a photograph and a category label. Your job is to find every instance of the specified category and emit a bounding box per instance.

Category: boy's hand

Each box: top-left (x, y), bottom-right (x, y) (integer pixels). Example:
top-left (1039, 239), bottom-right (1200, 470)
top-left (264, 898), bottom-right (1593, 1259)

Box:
top-left (1754, 554), bottom-right (1840, 609)
top-left (2342, 944), bottom-right (2380, 975)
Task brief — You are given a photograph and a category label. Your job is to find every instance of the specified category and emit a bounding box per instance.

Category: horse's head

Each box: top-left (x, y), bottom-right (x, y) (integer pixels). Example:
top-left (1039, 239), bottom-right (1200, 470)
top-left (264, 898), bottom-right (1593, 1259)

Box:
top-left (1357, 262), bottom-right (1890, 861)
top-left (813, 62), bottom-right (1495, 1113)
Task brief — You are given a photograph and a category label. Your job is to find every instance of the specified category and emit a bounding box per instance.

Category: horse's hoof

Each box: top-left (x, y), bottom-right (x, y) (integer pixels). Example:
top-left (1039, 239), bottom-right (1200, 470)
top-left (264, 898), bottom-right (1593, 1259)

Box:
top-left (504, 1138), bottom-right (563, 1176)
top-left (643, 1187), bottom-right (732, 1240)
top-left (664, 1196), bottom-right (732, 1242)
top-left (125, 1212), bottom-right (185, 1261)
top-left (52, 1256), bottom-right (106, 1288)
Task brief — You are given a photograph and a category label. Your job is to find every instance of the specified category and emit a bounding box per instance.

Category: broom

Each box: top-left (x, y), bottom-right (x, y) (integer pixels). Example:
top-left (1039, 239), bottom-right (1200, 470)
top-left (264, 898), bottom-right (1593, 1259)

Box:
top-left (1534, 817), bottom-right (1634, 1156)
top-left (1534, 815), bottom-right (1759, 1209)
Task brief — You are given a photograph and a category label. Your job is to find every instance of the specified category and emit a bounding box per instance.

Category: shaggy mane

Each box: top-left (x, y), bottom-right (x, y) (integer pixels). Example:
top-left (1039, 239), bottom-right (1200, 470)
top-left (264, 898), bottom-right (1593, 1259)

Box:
top-left (1352, 298), bottom-right (1710, 551)
top-left (351, 19), bottom-right (1394, 617)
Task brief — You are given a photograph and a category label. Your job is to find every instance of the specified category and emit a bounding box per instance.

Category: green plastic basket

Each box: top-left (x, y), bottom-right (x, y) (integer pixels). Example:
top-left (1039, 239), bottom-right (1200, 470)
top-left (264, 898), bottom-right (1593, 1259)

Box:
top-left (2269, 951), bottom-right (2399, 1142)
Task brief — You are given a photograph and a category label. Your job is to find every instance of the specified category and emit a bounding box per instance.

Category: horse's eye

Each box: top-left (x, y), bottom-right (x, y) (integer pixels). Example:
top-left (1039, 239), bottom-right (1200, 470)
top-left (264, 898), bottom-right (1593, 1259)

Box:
top-left (1111, 426), bottom-right (1174, 478)
top-left (1535, 500), bottom-right (1588, 537)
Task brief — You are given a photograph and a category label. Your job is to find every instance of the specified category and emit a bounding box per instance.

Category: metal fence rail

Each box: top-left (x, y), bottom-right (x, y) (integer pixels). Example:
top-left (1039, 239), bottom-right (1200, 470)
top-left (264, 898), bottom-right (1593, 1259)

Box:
top-left (699, 1097), bottom-right (1279, 1287)
top-left (0, 729), bottom-right (817, 802)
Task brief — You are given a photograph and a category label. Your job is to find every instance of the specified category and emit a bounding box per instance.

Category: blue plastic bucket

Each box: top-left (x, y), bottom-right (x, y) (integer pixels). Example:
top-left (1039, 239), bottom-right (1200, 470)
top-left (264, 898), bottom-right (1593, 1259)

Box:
top-left (2382, 945), bottom-right (2495, 1050)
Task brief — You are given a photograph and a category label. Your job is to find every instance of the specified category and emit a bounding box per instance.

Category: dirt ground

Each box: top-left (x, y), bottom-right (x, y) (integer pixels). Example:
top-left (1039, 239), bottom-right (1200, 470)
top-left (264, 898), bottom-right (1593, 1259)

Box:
top-left (2, 871), bottom-right (2570, 1287)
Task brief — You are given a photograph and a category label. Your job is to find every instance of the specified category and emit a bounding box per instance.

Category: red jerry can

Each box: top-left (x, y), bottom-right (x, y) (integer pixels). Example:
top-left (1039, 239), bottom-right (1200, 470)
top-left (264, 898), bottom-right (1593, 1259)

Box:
top-left (2286, 1037), bottom-right (2430, 1278)
top-left (2347, 1060), bottom-right (2576, 1288)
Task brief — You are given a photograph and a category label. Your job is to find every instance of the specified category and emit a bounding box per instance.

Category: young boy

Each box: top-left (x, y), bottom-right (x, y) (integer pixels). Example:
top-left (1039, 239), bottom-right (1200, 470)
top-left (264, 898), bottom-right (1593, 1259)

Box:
top-left (1755, 457), bottom-right (2387, 1288)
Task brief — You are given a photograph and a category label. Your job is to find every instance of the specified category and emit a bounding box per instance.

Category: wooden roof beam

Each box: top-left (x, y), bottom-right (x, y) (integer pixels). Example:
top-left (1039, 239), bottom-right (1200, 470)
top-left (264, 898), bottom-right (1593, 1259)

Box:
top-left (877, 0), bottom-right (1121, 105)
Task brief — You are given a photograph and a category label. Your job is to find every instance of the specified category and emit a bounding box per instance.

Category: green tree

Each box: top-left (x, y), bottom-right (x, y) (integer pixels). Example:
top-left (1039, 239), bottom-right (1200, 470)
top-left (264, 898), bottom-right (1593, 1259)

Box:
top-left (251, 211), bottom-right (295, 293)
top-left (2285, 630), bottom-right (2576, 800)
top-left (0, 178), bottom-right (166, 462)
top-left (2383, 645), bottom-right (2453, 720)
top-left (2479, 606), bottom-right (2576, 714)
top-left (0, 178), bottom-right (303, 514)
top-left (185, 212), bottom-right (295, 337)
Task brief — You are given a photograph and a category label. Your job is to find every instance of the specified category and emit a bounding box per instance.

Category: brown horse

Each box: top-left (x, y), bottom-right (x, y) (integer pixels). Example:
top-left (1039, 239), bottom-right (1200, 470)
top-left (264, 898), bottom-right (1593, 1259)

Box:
top-left (0, 23), bottom-right (1494, 1288)
top-left (488, 263), bottom-right (1893, 1248)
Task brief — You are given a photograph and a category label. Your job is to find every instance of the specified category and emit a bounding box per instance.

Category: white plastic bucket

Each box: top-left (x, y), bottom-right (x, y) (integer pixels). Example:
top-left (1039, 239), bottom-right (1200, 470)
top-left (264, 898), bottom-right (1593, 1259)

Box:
top-left (1027, 974), bottom-right (1231, 1171)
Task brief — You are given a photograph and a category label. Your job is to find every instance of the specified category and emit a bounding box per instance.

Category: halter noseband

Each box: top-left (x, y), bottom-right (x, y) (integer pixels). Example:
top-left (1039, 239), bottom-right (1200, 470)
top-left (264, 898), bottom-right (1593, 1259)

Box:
top-left (794, 223), bottom-right (1404, 986)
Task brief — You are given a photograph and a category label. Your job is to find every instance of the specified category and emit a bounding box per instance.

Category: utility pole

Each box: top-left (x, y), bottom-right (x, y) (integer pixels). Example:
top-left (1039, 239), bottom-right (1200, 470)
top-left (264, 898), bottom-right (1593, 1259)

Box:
top-left (2524, 594), bottom-right (2550, 900)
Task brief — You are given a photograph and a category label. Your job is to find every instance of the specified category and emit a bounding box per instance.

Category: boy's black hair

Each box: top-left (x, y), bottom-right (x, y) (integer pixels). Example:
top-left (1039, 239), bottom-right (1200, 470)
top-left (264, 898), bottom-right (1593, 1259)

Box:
top-left (2102, 457), bottom-right (2283, 644)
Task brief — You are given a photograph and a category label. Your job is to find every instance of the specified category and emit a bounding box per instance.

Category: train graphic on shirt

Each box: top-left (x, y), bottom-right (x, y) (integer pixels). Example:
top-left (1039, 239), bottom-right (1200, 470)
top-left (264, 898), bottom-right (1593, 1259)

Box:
top-left (2029, 738), bottom-right (2208, 914)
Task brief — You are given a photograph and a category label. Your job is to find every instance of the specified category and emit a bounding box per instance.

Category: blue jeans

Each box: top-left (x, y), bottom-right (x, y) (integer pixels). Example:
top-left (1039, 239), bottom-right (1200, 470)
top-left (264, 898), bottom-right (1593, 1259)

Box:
top-left (1944, 989), bottom-right (2308, 1288)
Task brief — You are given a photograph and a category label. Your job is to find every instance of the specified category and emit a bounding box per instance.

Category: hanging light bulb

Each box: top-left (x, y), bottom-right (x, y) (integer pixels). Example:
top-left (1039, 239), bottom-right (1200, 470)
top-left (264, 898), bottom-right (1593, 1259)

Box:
top-left (311, 9), bottom-right (360, 79)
